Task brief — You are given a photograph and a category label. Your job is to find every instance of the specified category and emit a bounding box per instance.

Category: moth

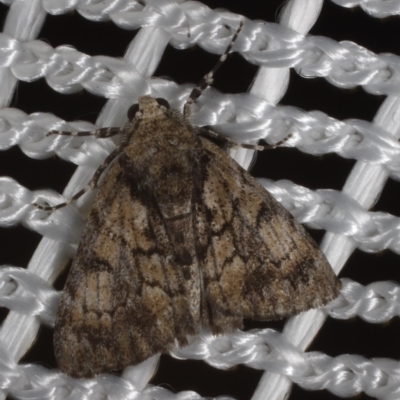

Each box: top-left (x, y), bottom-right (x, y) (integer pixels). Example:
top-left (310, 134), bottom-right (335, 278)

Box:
top-left (35, 22), bottom-right (341, 378)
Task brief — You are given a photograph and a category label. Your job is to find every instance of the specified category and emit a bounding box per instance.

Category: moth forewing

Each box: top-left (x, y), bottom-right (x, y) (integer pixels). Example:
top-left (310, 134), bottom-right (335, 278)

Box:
top-left (45, 21), bottom-right (341, 379)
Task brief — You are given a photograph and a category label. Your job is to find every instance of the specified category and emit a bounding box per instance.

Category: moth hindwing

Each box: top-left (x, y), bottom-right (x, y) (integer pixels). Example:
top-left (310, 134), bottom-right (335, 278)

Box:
top-left (42, 22), bottom-right (341, 378)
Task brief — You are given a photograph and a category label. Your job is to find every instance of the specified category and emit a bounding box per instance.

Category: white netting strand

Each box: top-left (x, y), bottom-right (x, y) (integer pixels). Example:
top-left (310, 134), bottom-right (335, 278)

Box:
top-left (0, 18), bottom-right (399, 96)
top-left (0, 0), bottom-right (399, 23)
top-left (331, 0), bottom-right (400, 18)
top-left (1, 90), bottom-right (400, 178)
top-left (2, 175), bottom-right (400, 255)
top-left (1, 266), bottom-right (399, 326)
top-left (0, 329), bottom-right (400, 399)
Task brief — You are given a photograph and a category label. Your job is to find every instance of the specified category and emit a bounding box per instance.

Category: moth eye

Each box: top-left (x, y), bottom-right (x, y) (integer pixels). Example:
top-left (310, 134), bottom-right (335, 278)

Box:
top-left (156, 98), bottom-right (170, 109)
top-left (127, 104), bottom-right (140, 121)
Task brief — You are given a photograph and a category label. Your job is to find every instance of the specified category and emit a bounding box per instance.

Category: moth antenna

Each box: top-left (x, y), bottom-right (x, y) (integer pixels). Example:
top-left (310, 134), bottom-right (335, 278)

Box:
top-left (199, 126), bottom-right (293, 151)
top-left (33, 143), bottom-right (125, 212)
top-left (260, 134), bottom-right (293, 149)
top-left (46, 127), bottom-right (123, 138)
top-left (183, 21), bottom-right (244, 120)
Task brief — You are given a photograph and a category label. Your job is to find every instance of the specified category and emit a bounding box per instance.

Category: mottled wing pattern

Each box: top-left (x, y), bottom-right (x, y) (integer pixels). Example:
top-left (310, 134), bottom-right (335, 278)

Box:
top-left (54, 156), bottom-right (195, 378)
top-left (195, 137), bottom-right (341, 329)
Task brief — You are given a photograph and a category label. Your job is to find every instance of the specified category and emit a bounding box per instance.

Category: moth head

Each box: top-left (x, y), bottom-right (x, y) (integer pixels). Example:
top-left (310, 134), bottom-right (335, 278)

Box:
top-left (128, 96), bottom-right (171, 121)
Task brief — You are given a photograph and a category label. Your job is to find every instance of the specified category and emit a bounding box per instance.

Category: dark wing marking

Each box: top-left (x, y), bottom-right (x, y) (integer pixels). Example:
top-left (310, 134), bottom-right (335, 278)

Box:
top-left (54, 156), bottom-right (195, 378)
top-left (195, 137), bottom-right (341, 329)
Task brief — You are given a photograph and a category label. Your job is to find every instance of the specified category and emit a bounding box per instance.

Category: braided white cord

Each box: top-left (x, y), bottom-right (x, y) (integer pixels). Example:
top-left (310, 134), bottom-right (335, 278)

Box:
top-left (1, 258), bottom-right (400, 398)
top-left (332, 0), bottom-right (400, 18)
top-left (0, 315), bottom-right (400, 399)
top-left (1, 92), bottom-right (400, 176)
top-left (0, 266), bottom-right (399, 328)
top-left (0, 23), bottom-right (399, 96)
top-left (1, 0), bottom-right (400, 25)
top-left (2, 176), bottom-right (400, 254)
top-left (0, 1), bottom-right (398, 400)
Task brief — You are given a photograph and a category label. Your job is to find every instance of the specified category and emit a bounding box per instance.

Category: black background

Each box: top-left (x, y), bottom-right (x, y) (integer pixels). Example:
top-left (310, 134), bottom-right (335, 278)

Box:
top-left (0, 1), bottom-right (399, 400)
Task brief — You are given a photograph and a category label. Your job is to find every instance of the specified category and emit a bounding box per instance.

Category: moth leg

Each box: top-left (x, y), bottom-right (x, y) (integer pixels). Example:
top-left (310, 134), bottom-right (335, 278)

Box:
top-left (198, 126), bottom-right (292, 150)
top-left (33, 145), bottom-right (124, 211)
top-left (46, 127), bottom-right (123, 138)
top-left (183, 20), bottom-right (244, 120)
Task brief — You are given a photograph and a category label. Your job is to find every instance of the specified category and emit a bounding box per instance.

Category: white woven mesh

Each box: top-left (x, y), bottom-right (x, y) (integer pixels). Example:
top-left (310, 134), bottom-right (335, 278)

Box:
top-left (0, 1), bottom-right (399, 399)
